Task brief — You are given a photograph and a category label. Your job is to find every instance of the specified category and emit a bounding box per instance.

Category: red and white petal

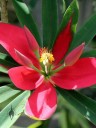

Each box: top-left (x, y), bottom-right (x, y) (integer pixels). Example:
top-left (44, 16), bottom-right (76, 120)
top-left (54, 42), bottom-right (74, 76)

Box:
top-left (25, 82), bottom-right (57, 120)
top-left (64, 43), bottom-right (85, 66)
top-left (52, 18), bottom-right (72, 65)
top-left (52, 58), bottom-right (96, 89)
top-left (0, 23), bottom-right (39, 68)
top-left (8, 66), bottom-right (44, 90)
top-left (24, 26), bottom-right (39, 51)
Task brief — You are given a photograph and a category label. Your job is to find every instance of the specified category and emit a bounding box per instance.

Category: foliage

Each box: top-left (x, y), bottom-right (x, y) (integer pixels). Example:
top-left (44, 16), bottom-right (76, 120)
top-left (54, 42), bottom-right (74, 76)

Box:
top-left (0, 0), bottom-right (96, 127)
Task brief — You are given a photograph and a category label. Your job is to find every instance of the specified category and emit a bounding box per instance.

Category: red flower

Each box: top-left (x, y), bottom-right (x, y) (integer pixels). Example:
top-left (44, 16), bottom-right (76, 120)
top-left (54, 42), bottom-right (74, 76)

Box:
top-left (0, 20), bottom-right (96, 120)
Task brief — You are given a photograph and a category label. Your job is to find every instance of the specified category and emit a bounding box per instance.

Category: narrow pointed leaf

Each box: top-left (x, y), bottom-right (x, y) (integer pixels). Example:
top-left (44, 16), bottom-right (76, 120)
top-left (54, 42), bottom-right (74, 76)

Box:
top-left (28, 121), bottom-right (42, 128)
top-left (0, 91), bottom-right (30, 128)
top-left (58, 110), bottom-right (68, 128)
top-left (42, 0), bottom-right (58, 48)
top-left (64, 0), bottom-right (73, 8)
top-left (29, 0), bottom-right (38, 8)
top-left (0, 77), bottom-right (11, 83)
top-left (0, 66), bottom-right (8, 74)
top-left (69, 13), bottom-right (96, 52)
top-left (52, 0), bottom-right (79, 52)
top-left (12, 0), bottom-right (42, 46)
top-left (0, 84), bottom-right (21, 103)
top-left (0, 52), bottom-right (17, 67)
top-left (81, 50), bottom-right (96, 58)
top-left (57, 87), bottom-right (96, 125)
top-left (59, 0), bottom-right (79, 34)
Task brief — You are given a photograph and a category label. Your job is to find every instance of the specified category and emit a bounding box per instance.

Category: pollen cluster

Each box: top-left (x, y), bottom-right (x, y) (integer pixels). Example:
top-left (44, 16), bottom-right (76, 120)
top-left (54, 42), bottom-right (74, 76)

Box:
top-left (40, 48), bottom-right (55, 65)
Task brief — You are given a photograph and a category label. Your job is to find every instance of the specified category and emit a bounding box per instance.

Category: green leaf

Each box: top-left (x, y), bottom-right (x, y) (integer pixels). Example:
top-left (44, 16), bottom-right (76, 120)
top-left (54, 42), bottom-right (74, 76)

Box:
top-left (0, 77), bottom-right (11, 83)
top-left (69, 13), bottom-right (96, 52)
top-left (58, 95), bottom-right (90, 128)
top-left (78, 116), bottom-right (90, 128)
top-left (0, 84), bottom-right (21, 103)
top-left (58, 110), bottom-right (68, 128)
top-left (28, 121), bottom-right (42, 128)
top-left (0, 66), bottom-right (8, 74)
top-left (64, 0), bottom-right (73, 8)
top-left (42, 0), bottom-right (58, 48)
top-left (12, 0), bottom-right (42, 46)
top-left (0, 91), bottom-right (30, 128)
top-left (0, 52), bottom-right (17, 67)
top-left (81, 50), bottom-right (96, 58)
top-left (57, 87), bottom-right (96, 125)
top-left (59, 0), bottom-right (79, 34)
top-left (29, 0), bottom-right (38, 8)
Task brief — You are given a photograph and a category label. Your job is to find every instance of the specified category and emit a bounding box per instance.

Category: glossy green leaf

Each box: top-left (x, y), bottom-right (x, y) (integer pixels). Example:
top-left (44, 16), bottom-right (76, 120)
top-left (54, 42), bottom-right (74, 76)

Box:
top-left (69, 13), bottom-right (96, 52)
top-left (0, 84), bottom-right (21, 103)
top-left (78, 116), bottom-right (90, 128)
top-left (0, 52), bottom-right (17, 67)
top-left (64, 0), bottom-right (73, 8)
top-left (12, 0), bottom-right (42, 46)
top-left (58, 95), bottom-right (90, 128)
top-left (0, 91), bottom-right (30, 128)
top-left (59, 0), bottom-right (79, 34)
top-left (0, 66), bottom-right (8, 74)
top-left (42, 0), bottom-right (58, 48)
top-left (57, 87), bottom-right (96, 125)
top-left (81, 50), bottom-right (96, 58)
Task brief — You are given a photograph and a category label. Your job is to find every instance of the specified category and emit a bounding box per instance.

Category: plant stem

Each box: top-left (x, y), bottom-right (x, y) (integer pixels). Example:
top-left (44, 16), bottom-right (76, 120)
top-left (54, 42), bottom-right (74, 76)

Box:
top-left (0, 0), bottom-right (8, 23)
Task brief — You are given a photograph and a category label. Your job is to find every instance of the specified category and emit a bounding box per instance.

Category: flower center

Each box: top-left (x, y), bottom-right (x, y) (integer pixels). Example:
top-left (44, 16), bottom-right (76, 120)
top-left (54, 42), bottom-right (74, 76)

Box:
top-left (39, 48), bottom-right (55, 74)
top-left (40, 48), bottom-right (55, 65)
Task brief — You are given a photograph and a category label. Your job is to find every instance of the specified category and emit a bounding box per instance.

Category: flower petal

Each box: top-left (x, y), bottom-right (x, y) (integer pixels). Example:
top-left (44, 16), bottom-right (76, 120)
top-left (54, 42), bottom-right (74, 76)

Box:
top-left (25, 82), bottom-right (57, 120)
top-left (24, 26), bottom-right (39, 51)
top-left (0, 23), bottom-right (39, 67)
top-left (15, 49), bottom-right (40, 68)
top-left (8, 66), bottom-right (44, 90)
top-left (64, 43), bottom-right (85, 66)
top-left (52, 58), bottom-right (96, 89)
top-left (52, 18), bottom-right (72, 65)
top-left (15, 49), bottom-right (33, 67)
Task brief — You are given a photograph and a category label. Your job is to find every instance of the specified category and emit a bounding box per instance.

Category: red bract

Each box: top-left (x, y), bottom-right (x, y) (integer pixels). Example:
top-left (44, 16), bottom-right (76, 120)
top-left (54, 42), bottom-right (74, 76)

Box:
top-left (0, 20), bottom-right (96, 120)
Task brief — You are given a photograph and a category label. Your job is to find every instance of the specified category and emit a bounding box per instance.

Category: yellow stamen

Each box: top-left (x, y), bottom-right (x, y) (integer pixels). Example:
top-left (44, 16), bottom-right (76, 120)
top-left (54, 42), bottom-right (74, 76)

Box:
top-left (40, 48), bottom-right (55, 65)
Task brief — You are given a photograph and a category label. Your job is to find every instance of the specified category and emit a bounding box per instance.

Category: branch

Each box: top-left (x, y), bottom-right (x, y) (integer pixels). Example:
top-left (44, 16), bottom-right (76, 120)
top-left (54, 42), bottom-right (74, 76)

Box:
top-left (0, 0), bottom-right (8, 23)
